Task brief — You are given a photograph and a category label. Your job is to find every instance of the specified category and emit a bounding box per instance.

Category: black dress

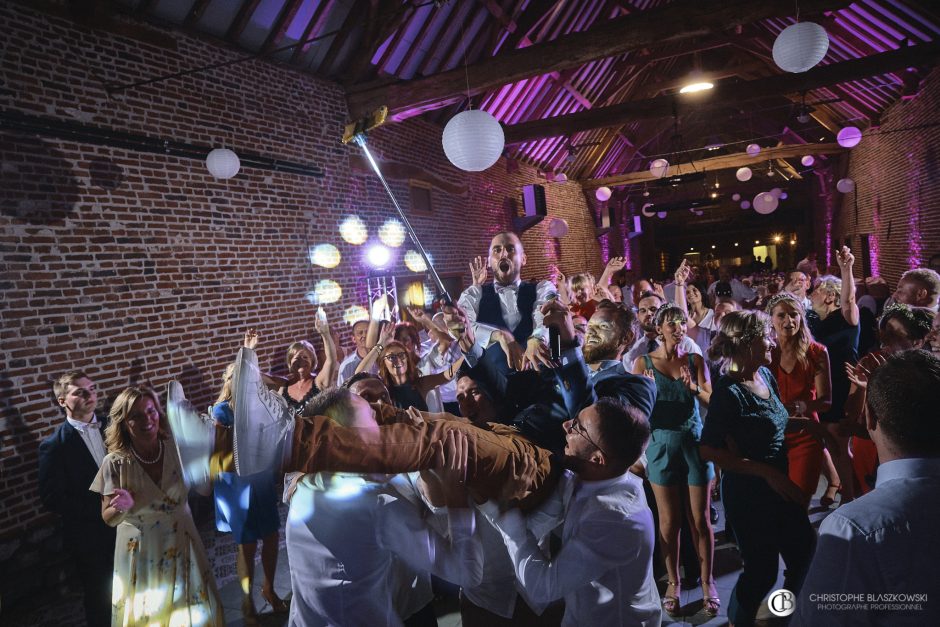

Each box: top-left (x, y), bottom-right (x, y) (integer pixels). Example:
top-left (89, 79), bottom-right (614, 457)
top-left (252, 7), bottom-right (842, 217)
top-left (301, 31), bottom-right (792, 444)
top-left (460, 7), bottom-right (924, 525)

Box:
top-left (807, 309), bottom-right (859, 423)
top-left (390, 382), bottom-right (429, 411)
top-left (282, 382), bottom-right (320, 416)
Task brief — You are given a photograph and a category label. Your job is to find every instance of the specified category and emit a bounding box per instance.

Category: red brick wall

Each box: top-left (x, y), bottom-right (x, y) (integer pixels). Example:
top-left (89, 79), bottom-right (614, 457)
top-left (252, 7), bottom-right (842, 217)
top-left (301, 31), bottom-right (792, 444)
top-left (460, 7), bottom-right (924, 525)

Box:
top-left (0, 3), bottom-right (603, 541)
top-left (826, 67), bottom-right (940, 284)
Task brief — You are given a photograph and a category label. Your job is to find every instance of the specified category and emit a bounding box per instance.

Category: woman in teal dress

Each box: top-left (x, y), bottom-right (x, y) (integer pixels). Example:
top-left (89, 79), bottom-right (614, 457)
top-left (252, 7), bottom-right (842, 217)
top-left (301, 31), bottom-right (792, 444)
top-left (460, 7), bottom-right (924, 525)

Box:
top-left (632, 304), bottom-right (717, 617)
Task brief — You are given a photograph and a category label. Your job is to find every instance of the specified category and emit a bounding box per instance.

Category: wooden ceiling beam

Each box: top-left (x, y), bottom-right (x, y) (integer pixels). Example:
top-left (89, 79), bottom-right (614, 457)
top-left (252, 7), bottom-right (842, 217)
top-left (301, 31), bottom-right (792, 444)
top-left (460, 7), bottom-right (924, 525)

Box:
top-left (583, 142), bottom-right (845, 187)
top-left (225, 0), bottom-right (262, 42)
top-left (184, 0), bottom-right (212, 26)
top-left (290, 0), bottom-right (335, 64)
top-left (260, 0), bottom-right (305, 57)
top-left (343, 0), bottom-right (414, 84)
top-left (504, 41), bottom-right (940, 144)
top-left (345, 0), bottom-right (850, 120)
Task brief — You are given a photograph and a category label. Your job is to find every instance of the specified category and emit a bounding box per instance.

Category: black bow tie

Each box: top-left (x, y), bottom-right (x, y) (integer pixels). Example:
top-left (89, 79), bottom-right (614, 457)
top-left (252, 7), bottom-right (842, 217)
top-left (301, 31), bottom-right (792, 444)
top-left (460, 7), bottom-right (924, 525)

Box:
top-left (496, 283), bottom-right (519, 294)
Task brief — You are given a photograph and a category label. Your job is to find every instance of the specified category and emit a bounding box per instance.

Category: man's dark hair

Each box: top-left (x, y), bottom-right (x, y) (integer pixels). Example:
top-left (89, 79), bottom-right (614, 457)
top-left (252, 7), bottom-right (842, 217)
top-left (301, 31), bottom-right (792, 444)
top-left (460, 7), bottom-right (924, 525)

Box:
top-left (303, 387), bottom-right (355, 425)
top-left (342, 372), bottom-right (384, 389)
top-left (636, 291), bottom-right (665, 307)
top-left (593, 397), bottom-right (650, 466)
top-left (867, 349), bottom-right (940, 456)
top-left (594, 299), bottom-right (637, 347)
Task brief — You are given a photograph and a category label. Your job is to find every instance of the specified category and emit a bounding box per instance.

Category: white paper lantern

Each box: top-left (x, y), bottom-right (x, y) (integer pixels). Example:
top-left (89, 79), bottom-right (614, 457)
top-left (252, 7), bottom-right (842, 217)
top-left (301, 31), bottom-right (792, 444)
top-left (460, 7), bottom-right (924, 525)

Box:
top-left (780, 191), bottom-right (789, 200)
top-left (741, 200), bottom-right (751, 210)
top-left (772, 22), bottom-right (829, 73)
top-left (836, 178), bottom-right (856, 193)
top-left (547, 217), bottom-right (569, 238)
top-left (801, 155), bottom-right (815, 167)
top-left (649, 158), bottom-right (670, 179)
top-left (554, 173), bottom-right (568, 182)
top-left (837, 126), bottom-right (862, 148)
top-left (736, 167), bottom-right (753, 182)
top-left (732, 193), bottom-right (741, 201)
top-left (442, 109), bottom-right (505, 171)
top-left (746, 143), bottom-right (761, 157)
top-left (206, 148), bottom-right (240, 179)
top-left (641, 203), bottom-right (655, 217)
top-left (657, 211), bottom-right (667, 219)
top-left (753, 192), bottom-right (779, 215)
top-left (595, 186), bottom-right (612, 201)
top-left (770, 187), bottom-right (783, 199)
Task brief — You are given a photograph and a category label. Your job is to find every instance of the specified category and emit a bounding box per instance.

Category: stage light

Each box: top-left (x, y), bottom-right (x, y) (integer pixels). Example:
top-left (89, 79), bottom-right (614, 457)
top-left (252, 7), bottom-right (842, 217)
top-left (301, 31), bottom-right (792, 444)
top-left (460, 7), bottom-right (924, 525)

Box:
top-left (734, 242), bottom-right (739, 246)
top-left (340, 216), bottom-right (368, 245)
top-left (343, 305), bottom-right (369, 326)
top-left (309, 243), bottom-right (341, 268)
top-left (773, 234), bottom-right (783, 243)
top-left (679, 81), bottom-right (713, 94)
top-left (711, 245), bottom-right (716, 249)
top-left (366, 244), bottom-right (391, 268)
top-left (306, 280), bottom-right (342, 305)
top-left (404, 250), bottom-right (429, 273)
top-left (378, 219), bottom-right (406, 247)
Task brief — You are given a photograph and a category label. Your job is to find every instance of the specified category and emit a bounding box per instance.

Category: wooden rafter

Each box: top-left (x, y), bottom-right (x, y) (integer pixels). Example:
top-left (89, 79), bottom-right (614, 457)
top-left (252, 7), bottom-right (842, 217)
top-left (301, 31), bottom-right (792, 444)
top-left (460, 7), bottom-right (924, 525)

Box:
top-left (290, 0), bottom-right (336, 64)
top-left (583, 142), bottom-right (845, 187)
top-left (184, 0), bottom-right (212, 27)
top-left (225, 0), bottom-right (262, 42)
top-left (343, 0), bottom-right (414, 84)
top-left (503, 41), bottom-right (940, 144)
top-left (261, 0), bottom-right (305, 56)
top-left (319, 0), bottom-right (366, 76)
top-left (345, 0), bottom-right (850, 120)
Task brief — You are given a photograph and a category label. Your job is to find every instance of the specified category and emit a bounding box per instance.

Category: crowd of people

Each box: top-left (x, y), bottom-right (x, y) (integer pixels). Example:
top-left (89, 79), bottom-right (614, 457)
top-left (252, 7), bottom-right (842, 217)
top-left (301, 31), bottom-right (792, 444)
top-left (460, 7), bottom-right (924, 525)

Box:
top-left (37, 230), bottom-right (940, 627)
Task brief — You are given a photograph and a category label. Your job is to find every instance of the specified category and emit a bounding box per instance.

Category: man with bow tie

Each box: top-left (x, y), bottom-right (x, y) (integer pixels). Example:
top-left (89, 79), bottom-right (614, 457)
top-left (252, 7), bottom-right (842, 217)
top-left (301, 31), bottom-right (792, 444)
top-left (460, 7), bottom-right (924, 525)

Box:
top-left (38, 371), bottom-right (116, 627)
top-left (457, 231), bottom-right (557, 372)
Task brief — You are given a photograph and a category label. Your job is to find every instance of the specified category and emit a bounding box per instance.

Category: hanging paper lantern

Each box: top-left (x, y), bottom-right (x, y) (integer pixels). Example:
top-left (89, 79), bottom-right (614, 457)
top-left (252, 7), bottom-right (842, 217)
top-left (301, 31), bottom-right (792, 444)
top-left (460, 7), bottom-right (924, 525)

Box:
top-left (837, 126), bottom-right (862, 148)
top-left (547, 217), bottom-right (569, 238)
top-left (657, 211), bottom-right (667, 219)
top-left (746, 143), bottom-right (761, 157)
top-left (649, 159), bottom-right (670, 179)
top-left (753, 192), bottom-right (779, 215)
top-left (442, 109), bottom-right (505, 171)
top-left (206, 148), bottom-right (240, 179)
top-left (769, 187), bottom-right (783, 199)
top-left (836, 178), bottom-right (856, 193)
top-left (772, 22), bottom-right (829, 73)
top-left (736, 167), bottom-right (753, 182)
top-left (554, 173), bottom-right (568, 182)
top-left (641, 203), bottom-right (656, 217)
top-left (780, 191), bottom-right (789, 200)
top-left (801, 155), bottom-right (815, 167)
top-left (693, 210), bottom-right (704, 216)
top-left (595, 186), bottom-right (612, 201)
top-left (741, 200), bottom-right (751, 210)
top-left (732, 193), bottom-right (741, 201)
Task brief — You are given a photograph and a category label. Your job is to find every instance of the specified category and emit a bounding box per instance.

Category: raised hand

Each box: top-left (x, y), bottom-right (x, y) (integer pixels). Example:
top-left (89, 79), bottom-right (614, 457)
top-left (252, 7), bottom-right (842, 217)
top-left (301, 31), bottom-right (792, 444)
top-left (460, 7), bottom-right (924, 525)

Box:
top-left (244, 328), bottom-right (259, 349)
top-left (109, 488), bottom-right (135, 514)
top-left (606, 256), bottom-right (626, 273)
top-left (524, 337), bottom-right (554, 371)
top-left (379, 320), bottom-right (397, 345)
top-left (407, 306), bottom-right (430, 327)
top-left (674, 259), bottom-right (691, 286)
top-left (651, 282), bottom-right (667, 301)
top-left (494, 331), bottom-right (527, 371)
top-left (314, 307), bottom-right (330, 335)
top-left (836, 246), bottom-right (855, 272)
top-left (470, 256), bottom-right (487, 286)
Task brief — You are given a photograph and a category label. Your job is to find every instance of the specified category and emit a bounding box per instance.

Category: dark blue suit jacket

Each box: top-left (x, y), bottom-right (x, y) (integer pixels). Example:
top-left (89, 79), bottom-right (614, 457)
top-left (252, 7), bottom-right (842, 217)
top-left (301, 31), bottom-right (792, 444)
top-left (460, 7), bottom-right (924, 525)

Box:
top-left (38, 419), bottom-right (116, 551)
top-left (590, 360), bottom-right (658, 420)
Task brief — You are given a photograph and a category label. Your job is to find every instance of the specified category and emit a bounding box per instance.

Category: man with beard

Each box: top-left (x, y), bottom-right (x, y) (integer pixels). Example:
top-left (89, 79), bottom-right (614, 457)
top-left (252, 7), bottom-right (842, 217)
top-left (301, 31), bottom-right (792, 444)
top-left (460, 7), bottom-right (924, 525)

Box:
top-left (458, 232), bottom-right (557, 371)
top-left (623, 292), bottom-right (702, 369)
top-left (892, 267), bottom-right (940, 312)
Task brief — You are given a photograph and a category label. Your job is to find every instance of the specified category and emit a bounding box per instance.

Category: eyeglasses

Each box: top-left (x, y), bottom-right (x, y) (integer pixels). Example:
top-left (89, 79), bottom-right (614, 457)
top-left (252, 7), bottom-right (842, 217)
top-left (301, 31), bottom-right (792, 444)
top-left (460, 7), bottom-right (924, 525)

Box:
top-left (567, 418), bottom-right (610, 459)
top-left (383, 352), bottom-right (408, 363)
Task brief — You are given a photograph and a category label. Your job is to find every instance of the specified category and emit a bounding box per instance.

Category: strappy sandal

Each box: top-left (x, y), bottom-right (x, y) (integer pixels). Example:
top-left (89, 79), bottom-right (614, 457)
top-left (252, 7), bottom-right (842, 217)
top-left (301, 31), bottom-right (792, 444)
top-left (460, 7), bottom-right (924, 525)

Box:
top-left (702, 581), bottom-right (720, 617)
top-left (820, 482), bottom-right (841, 507)
top-left (662, 580), bottom-right (681, 617)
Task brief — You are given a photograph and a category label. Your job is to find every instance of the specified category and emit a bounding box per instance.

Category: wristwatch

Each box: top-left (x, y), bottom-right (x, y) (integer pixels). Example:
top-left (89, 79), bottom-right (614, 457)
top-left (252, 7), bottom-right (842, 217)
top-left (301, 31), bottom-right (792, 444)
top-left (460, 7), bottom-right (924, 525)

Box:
top-left (692, 383), bottom-right (701, 396)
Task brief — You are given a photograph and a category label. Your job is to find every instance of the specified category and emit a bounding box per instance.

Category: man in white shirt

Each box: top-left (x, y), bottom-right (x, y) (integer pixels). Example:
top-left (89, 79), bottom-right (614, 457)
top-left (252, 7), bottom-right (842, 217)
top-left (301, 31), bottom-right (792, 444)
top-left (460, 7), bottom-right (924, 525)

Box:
top-left (706, 265), bottom-right (757, 307)
top-left (285, 387), bottom-right (482, 626)
top-left (480, 397), bottom-right (661, 627)
top-left (623, 292), bottom-right (702, 369)
top-left (457, 231), bottom-right (557, 371)
top-left (336, 319), bottom-right (372, 385)
top-left (38, 371), bottom-right (116, 627)
top-left (892, 267), bottom-right (940, 312)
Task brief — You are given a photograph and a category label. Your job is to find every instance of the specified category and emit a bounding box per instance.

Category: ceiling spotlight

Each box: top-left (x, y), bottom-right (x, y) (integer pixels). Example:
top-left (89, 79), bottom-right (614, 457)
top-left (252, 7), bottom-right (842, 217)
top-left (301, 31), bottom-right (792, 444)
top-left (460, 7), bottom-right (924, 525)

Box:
top-left (680, 81), bottom-right (714, 94)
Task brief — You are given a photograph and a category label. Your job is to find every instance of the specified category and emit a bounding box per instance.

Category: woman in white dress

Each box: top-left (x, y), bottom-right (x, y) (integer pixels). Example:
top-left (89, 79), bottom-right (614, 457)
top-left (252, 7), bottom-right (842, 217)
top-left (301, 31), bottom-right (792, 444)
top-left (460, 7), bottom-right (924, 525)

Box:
top-left (91, 386), bottom-right (224, 626)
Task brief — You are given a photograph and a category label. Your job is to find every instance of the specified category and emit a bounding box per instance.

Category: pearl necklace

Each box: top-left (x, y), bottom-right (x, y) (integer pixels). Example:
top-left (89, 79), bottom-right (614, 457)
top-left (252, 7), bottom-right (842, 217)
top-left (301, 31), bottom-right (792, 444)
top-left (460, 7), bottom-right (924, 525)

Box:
top-left (131, 440), bottom-right (163, 465)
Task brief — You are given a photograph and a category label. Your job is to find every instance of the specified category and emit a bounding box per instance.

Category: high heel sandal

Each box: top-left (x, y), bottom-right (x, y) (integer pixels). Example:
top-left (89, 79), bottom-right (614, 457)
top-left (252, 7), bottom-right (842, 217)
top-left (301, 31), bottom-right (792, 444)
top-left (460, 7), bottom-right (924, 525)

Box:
top-left (262, 587), bottom-right (289, 613)
top-left (820, 483), bottom-right (841, 507)
top-left (702, 581), bottom-right (721, 617)
top-left (662, 581), bottom-right (681, 617)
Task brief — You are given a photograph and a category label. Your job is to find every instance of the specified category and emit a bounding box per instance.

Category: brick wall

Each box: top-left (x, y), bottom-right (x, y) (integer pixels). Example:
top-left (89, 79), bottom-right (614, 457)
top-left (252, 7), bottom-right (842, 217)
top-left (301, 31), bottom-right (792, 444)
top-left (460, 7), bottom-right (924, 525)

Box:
top-left (825, 67), bottom-right (940, 284)
top-left (0, 3), bottom-right (603, 615)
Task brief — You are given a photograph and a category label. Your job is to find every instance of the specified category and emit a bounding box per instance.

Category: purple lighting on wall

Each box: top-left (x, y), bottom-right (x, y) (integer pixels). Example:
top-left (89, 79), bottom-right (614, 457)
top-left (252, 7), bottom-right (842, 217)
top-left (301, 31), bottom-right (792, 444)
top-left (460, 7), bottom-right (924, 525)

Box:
top-left (906, 157), bottom-right (922, 267)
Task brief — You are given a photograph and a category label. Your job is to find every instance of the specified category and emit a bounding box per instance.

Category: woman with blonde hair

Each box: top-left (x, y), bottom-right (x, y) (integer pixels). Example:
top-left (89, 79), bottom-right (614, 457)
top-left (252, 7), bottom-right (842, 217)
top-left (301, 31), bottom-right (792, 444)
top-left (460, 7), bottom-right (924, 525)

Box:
top-left (280, 312), bottom-right (338, 416)
top-left (766, 292), bottom-right (834, 506)
top-left (700, 311), bottom-right (815, 627)
top-left (211, 330), bottom-right (286, 623)
top-left (92, 386), bottom-right (224, 626)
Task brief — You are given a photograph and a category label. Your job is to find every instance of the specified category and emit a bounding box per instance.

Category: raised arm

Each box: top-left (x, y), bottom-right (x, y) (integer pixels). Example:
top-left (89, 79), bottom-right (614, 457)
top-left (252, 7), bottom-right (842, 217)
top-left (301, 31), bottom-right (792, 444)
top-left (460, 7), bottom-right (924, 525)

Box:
top-left (673, 259), bottom-right (694, 325)
top-left (314, 311), bottom-right (338, 389)
top-left (836, 246), bottom-right (860, 326)
top-left (596, 257), bottom-right (626, 300)
top-left (355, 320), bottom-right (395, 375)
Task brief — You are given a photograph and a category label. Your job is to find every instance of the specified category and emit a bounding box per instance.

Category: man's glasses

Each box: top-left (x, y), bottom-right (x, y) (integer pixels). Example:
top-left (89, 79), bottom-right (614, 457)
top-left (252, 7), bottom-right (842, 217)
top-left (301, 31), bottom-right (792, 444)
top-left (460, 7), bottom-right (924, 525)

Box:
top-left (567, 418), bottom-right (610, 459)
top-left (383, 352), bottom-right (408, 364)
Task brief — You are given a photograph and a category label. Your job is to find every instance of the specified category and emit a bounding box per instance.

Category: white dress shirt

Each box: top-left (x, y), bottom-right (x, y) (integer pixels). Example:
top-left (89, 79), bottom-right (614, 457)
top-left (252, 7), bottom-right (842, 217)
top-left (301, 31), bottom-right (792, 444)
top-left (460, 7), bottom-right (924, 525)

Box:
top-left (457, 279), bottom-right (557, 351)
top-left (622, 333), bottom-right (703, 371)
top-left (66, 414), bottom-right (106, 466)
top-left (481, 469), bottom-right (661, 627)
top-left (286, 472), bottom-right (482, 627)
top-left (336, 351), bottom-right (376, 386)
